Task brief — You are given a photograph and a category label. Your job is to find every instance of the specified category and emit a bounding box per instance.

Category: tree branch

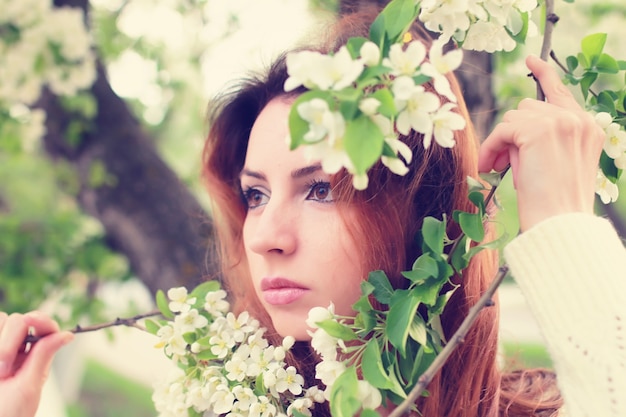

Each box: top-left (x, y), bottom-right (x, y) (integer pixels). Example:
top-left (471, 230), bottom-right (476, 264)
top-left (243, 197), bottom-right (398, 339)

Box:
top-left (22, 310), bottom-right (161, 347)
top-left (537, 0), bottom-right (558, 100)
top-left (389, 266), bottom-right (509, 417)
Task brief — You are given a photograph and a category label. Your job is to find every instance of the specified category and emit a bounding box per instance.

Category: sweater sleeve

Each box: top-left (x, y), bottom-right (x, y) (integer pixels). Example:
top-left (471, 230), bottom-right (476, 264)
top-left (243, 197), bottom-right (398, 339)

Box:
top-left (503, 213), bottom-right (626, 417)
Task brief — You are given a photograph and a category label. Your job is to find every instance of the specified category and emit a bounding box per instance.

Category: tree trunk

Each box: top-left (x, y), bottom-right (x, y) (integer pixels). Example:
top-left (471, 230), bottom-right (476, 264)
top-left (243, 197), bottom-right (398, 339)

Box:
top-left (40, 0), bottom-right (216, 294)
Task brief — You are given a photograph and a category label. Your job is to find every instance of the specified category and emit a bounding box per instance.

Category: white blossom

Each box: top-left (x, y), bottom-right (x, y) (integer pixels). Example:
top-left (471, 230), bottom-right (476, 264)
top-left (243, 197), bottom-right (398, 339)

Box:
top-left (284, 50), bottom-right (325, 92)
top-left (274, 366), bottom-right (305, 395)
top-left (463, 21), bottom-right (517, 53)
top-left (383, 42), bottom-right (427, 76)
top-left (315, 359), bottom-right (346, 388)
top-left (249, 396), bottom-right (278, 417)
top-left (356, 380), bottom-right (383, 410)
top-left (174, 309), bottom-right (209, 334)
top-left (596, 169), bottom-right (619, 204)
top-left (615, 153), bottom-right (626, 170)
top-left (429, 102), bottom-right (466, 149)
top-left (360, 41), bottom-right (381, 66)
top-left (167, 287), bottom-right (196, 313)
top-left (285, 47), bottom-right (363, 92)
top-left (421, 39), bottom-right (463, 102)
top-left (204, 289), bottom-right (230, 316)
top-left (602, 122), bottom-right (626, 159)
top-left (211, 386), bottom-right (235, 415)
top-left (297, 99), bottom-right (344, 144)
top-left (305, 304), bottom-right (336, 329)
top-left (287, 398), bottom-right (314, 417)
top-left (359, 97), bottom-right (381, 116)
top-left (595, 112), bottom-right (613, 129)
top-left (393, 78), bottom-right (440, 137)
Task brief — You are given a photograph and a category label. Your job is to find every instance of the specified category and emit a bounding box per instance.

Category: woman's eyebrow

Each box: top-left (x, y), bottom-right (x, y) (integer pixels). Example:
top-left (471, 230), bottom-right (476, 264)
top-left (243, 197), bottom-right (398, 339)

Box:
top-left (291, 164), bottom-right (322, 179)
top-left (240, 164), bottom-right (323, 181)
top-left (240, 169), bottom-right (265, 181)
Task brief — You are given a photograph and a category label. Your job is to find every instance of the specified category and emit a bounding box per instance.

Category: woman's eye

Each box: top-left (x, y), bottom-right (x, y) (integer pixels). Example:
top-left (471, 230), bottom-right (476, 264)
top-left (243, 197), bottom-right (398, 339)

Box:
top-left (306, 181), bottom-right (333, 203)
top-left (243, 188), bottom-right (269, 209)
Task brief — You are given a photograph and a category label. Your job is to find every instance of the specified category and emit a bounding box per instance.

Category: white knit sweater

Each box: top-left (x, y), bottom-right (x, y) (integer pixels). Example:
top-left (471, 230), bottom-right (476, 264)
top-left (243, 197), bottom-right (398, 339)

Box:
top-left (504, 213), bottom-right (626, 417)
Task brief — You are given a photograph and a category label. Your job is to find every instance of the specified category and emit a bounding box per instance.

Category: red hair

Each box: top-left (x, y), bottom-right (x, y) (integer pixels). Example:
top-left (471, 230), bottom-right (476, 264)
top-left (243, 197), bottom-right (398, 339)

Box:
top-left (201, 8), bottom-right (562, 417)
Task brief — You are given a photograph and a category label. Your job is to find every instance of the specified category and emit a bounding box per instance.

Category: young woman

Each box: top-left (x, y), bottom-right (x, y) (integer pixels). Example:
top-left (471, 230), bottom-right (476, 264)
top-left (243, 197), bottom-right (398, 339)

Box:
top-left (1, 10), bottom-right (624, 417)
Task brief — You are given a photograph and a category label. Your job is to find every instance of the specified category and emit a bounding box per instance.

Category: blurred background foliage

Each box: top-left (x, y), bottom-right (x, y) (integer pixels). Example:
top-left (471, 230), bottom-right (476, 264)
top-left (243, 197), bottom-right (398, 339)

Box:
top-left (1, 0), bottom-right (624, 328)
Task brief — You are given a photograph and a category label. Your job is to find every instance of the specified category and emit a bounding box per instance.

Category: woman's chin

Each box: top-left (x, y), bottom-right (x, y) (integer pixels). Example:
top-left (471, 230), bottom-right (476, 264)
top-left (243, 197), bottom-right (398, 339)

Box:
top-left (274, 323), bottom-right (312, 342)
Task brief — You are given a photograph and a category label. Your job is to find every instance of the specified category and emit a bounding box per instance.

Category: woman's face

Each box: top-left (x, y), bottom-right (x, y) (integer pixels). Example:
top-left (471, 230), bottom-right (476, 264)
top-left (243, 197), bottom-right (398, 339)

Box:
top-left (241, 98), bottom-right (364, 340)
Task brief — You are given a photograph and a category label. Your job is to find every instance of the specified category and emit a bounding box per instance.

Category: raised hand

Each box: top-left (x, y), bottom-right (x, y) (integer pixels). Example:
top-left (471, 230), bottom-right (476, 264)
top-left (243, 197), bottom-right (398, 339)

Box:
top-left (478, 54), bottom-right (604, 231)
top-left (0, 311), bottom-right (73, 417)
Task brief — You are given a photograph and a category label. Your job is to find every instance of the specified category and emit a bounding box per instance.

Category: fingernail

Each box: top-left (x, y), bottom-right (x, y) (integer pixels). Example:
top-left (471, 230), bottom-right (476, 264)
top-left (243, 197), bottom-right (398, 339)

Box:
top-left (0, 361), bottom-right (8, 378)
top-left (61, 332), bottom-right (75, 345)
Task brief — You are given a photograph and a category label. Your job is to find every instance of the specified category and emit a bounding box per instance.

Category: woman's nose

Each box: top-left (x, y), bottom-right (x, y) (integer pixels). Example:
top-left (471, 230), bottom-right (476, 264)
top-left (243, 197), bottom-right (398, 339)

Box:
top-left (245, 200), bottom-right (297, 256)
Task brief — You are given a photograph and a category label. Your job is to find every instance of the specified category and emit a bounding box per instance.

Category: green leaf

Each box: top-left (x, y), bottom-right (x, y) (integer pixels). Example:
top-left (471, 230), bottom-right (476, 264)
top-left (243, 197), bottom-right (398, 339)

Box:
top-left (371, 88), bottom-right (397, 118)
top-left (361, 339), bottom-right (395, 390)
top-left (354, 310), bottom-right (377, 333)
top-left (376, 0), bottom-right (421, 43)
top-left (580, 71), bottom-right (598, 100)
top-left (360, 280), bottom-right (375, 297)
top-left (340, 99), bottom-right (360, 121)
top-left (468, 191), bottom-right (486, 214)
top-left (466, 176), bottom-right (485, 193)
top-left (581, 33), bottom-right (607, 65)
top-left (344, 115), bottom-right (385, 173)
top-left (368, 270), bottom-right (394, 305)
top-left (463, 231), bottom-right (510, 261)
top-left (316, 319), bottom-right (358, 341)
top-left (183, 332), bottom-right (196, 344)
top-left (458, 211), bottom-right (485, 242)
top-left (408, 314), bottom-right (427, 345)
top-left (421, 216), bottom-right (446, 254)
top-left (156, 290), bottom-right (174, 319)
top-left (618, 60), bottom-right (626, 71)
top-left (361, 409), bottom-right (382, 417)
top-left (402, 254), bottom-right (438, 283)
top-left (577, 52), bottom-right (589, 69)
top-left (450, 235), bottom-right (469, 273)
top-left (600, 151), bottom-right (620, 182)
top-left (254, 374), bottom-right (267, 396)
top-left (329, 367), bottom-right (361, 417)
top-left (596, 91), bottom-right (617, 114)
top-left (190, 280), bottom-right (221, 304)
top-left (412, 278), bottom-right (443, 307)
top-left (369, 12), bottom-right (386, 47)
top-left (566, 55), bottom-right (579, 72)
top-left (596, 53), bottom-right (620, 73)
top-left (288, 91), bottom-right (333, 149)
top-left (507, 11), bottom-right (529, 44)
top-left (144, 319), bottom-right (161, 335)
top-left (386, 289), bottom-right (421, 356)
top-left (195, 349), bottom-right (219, 360)
top-left (345, 36), bottom-right (369, 59)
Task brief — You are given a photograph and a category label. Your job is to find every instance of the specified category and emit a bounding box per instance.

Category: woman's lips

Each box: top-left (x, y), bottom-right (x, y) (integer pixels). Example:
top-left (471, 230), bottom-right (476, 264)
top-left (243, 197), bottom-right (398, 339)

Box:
top-left (260, 277), bottom-right (308, 305)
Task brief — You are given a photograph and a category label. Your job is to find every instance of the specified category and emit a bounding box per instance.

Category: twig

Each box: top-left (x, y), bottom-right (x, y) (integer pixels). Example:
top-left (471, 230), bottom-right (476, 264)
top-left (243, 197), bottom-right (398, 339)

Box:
top-left (550, 50), bottom-right (599, 99)
top-left (22, 310), bottom-right (162, 346)
top-left (537, 0), bottom-right (558, 100)
top-left (388, 266), bottom-right (509, 417)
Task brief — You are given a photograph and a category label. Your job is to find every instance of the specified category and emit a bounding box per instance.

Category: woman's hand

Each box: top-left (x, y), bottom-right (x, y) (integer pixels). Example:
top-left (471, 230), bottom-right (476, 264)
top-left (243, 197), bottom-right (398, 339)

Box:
top-left (0, 311), bottom-right (73, 417)
top-left (478, 54), bottom-right (604, 231)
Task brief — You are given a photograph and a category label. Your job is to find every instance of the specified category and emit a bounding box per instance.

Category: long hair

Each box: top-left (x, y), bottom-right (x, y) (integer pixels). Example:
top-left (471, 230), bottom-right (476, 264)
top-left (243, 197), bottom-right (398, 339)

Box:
top-left (201, 7), bottom-right (562, 417)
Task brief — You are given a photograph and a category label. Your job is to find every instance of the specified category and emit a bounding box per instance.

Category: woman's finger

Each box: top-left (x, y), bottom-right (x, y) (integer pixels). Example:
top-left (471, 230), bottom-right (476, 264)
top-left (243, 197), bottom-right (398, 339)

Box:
top-left (15, 331), bottom-right (73, 387)
top-left (526, 55), bottom-right (579, 111)
top-left (0, 314), bottom-right (28, 379)
top-left (0, 312), bottom-right (61, 379)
